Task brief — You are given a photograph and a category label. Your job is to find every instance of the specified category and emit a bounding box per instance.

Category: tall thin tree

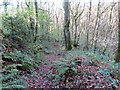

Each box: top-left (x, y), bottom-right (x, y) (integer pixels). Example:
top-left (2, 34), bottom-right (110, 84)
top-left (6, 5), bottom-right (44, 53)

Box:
top-left (34, 0), bottom-right (38, 42)
top-left (63, 0), bottom-right (72, 50)
top-left (115, 2), bottom-right (120, 63)
top-left (86, 0), bottom-right (92, 50)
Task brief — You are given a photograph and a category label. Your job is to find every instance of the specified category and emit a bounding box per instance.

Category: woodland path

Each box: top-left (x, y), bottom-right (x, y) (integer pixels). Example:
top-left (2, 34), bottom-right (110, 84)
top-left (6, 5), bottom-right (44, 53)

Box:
top-left (23, 42), bottom-right (65, 88)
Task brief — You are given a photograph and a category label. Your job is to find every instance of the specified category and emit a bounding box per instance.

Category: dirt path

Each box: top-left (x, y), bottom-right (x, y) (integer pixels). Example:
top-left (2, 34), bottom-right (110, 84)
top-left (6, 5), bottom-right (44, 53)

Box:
top-left (23, 42), bottom-right (65, 88)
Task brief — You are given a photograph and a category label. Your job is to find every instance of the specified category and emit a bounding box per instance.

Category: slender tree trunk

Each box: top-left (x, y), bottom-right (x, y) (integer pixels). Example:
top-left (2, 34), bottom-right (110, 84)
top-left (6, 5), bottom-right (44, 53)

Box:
top-left (70, 3), bottom-right (84, 47)
top-left (55, 13), bottom-right (60, 40)
top-left (30, 17), bottom-right (35, 39)
top-left (71, 19), bottom-right (74, 39)
top-left (102, 3), bottom-right (115, 55)
top-left (86, 0), bottom-right (92, 50)
top-left (63, 0), bottom-right (72, 50)
top-left (73, 19), bottom-right (78, 47)
top-left (91, 0), bottom-right (100, 48)
top-left (34, 0), bottom-right (38, 42)
top-left (115, 2), bottom-right (120, 63)
top-left (25, 1), bottom-right (35, 42)
top-left (76, 23), bottom-right (84, 46)
top-left (10, 17), bottom-right (14, 41)
top-left (93, 17), bottom-right (100, 53)
top-left (46, 3), bottom-right (51, 41)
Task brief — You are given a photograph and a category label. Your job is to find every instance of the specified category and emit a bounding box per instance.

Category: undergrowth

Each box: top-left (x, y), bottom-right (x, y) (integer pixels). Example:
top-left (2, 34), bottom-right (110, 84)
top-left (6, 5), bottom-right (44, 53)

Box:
top-left (1, 13), bottom-right (45, 89)
top-left (48, 50), bottom-right (120, 88)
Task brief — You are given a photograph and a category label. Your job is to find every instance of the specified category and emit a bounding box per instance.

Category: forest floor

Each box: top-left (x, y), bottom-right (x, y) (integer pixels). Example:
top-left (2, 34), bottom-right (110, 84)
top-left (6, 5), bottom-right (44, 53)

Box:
top-left (22, 42), bottom-right (66, 88)
top-left (20, 42), bottom-right (119, 88)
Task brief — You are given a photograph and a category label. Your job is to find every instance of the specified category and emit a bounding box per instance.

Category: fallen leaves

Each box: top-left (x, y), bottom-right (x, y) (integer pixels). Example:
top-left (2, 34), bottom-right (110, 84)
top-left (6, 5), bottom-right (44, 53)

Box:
top-left (20, 43), bottom-right (119, 89)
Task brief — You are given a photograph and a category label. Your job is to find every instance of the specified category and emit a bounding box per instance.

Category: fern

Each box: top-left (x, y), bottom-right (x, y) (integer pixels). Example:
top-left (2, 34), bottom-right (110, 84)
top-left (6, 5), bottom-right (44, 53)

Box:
top-left (3, 50), bottom-right (39, 70)
top-left (2, 85), bottom-right (25, 89)
top-left (3, 78), bottom-right (27, 85)
top-left (2, 73), bottom-right (15, 81)
top-left (5, 64), bottom-right (22, 69)
top-left (2, 73), bottom-right (27, 89)
top-left (57, 67), bottom-right (69, 75)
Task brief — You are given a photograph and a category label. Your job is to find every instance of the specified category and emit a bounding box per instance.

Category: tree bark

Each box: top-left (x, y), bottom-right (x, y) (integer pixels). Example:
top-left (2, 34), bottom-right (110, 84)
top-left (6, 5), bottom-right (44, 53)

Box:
top-left (63, 0), bottom-right (72, 50)
top-left (86, 0), bottom-right (92, 50)
top-left (91, 0), bottom-right (100, 53)
top-left (115, 2), bottom-right (120, 63)
top-left (34, 0), bottom-right (38, 42)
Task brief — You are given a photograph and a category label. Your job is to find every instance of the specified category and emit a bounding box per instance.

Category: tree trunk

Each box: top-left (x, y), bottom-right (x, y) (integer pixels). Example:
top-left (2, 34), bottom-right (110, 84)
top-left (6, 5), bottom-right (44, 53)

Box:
top-left (3, 1), bottom-right (8, 15)
top-left (34, 0), bottom-right (38, 42)
top-left (70, 3), bottom-right (84, 47)
top-left (91, 0), bottom-right (100, 53)
top-left (91, 0), bottom-right (100, 49)
top-left (63, 0), bottom-right (72, 50)
top-left (73, 19), bottom-right (78, 47)
top-left (115, 2), bottom-right (120, 63)
top-left (86, 0), bottom-right (92, 50)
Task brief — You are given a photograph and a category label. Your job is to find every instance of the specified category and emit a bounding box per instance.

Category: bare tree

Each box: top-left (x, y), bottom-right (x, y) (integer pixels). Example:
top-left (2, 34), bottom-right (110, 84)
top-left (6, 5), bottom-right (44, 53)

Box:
top-left (63, 0), bottom-right (72, 50)
top-left (86, 0), bottom-right (92, 50)
top-left (70, 2), bottom-right (84, 47)
top-left (90, 0), bottom-right (101, 53)
top-left (102, 3), bottom-right (116, 55)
